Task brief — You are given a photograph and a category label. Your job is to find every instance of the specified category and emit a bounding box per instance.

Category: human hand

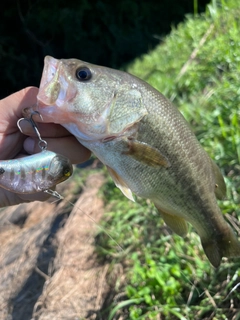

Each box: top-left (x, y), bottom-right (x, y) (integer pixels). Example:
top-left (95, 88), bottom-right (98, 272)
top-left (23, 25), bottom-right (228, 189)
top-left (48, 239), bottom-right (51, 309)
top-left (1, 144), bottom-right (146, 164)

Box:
top-left (0, 87), bottom-right (91, 207)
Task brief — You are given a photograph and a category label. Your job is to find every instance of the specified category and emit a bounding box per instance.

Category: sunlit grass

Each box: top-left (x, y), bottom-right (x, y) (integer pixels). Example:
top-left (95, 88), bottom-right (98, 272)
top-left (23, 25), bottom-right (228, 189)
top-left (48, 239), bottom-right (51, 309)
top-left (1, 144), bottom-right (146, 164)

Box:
top-left (96, 0), bottom-right (240, 318)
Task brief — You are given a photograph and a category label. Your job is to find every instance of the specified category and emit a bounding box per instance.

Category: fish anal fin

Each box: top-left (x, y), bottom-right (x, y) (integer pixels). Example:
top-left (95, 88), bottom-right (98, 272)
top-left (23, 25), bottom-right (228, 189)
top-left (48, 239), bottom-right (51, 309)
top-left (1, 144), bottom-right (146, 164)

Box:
top-left (106, 166), bottom-right (135, 202)
top-left (122, 138), bottom-right (170, 168)
top-left (155, 205), bottom-right (188, 237)
top-left (211, 160), bottom-right (226, 200)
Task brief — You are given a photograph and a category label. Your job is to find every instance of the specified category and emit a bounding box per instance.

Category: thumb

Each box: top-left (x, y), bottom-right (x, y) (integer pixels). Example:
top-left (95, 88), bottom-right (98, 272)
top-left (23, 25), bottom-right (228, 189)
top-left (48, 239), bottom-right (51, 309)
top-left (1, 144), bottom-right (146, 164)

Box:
top-left (0, 87), bottom-right (39, 132)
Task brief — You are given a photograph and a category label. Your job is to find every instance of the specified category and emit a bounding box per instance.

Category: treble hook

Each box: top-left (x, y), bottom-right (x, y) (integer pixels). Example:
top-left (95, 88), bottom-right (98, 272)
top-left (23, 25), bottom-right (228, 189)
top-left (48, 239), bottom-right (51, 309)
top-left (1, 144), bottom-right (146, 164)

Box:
top-left (17, 111), bottom-right (48, 151)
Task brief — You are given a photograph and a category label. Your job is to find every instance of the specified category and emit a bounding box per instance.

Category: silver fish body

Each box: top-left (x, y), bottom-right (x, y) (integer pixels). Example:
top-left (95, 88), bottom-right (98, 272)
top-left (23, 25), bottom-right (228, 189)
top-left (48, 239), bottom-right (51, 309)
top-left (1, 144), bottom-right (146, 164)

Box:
top-left (31, 56), bottom-right (240, 267)
top-left (0, 150), bottom-right (72, 193)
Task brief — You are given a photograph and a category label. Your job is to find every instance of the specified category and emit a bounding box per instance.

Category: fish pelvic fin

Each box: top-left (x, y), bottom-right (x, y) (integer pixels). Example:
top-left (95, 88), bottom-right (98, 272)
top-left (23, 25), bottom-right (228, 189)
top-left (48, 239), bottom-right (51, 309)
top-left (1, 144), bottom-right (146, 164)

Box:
top-left (155, 205), bottom-right (188, 237)
top-left (201, 225), bottom-right (240, 268)
top-left (106, 166), bottom-right (135, 202)
top-left (211, 159), bottom-right (226, 200)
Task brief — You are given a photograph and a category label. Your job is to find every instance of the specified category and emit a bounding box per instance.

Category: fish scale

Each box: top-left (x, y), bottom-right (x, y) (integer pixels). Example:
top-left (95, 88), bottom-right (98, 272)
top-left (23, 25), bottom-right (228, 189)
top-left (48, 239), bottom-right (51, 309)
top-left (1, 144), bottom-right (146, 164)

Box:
top-left (31, 55), bottom-right (240, 267)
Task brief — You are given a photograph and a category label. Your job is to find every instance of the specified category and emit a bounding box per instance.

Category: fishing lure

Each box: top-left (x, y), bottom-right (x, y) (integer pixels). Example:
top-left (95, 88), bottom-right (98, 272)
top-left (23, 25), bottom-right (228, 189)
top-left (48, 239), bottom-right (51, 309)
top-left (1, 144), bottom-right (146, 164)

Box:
top-left (0, 150), bottom-right (73, 195)
top-left (0, 110), bottom-right (73, 197)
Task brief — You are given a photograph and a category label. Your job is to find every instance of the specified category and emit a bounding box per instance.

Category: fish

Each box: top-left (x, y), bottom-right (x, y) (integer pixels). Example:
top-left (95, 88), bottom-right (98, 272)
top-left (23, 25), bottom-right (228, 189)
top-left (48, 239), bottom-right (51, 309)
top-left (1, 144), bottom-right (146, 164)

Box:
top-left (28, 55), bottom-right (240, 267)
top-left (0, 150), bottom-right (72, 194)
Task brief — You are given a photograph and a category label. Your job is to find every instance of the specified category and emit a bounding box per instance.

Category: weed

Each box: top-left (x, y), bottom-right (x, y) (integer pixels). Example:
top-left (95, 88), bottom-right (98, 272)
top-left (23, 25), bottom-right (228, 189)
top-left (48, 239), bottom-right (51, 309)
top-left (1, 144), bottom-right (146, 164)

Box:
top-left (97, 0), bottom-right (240, 318)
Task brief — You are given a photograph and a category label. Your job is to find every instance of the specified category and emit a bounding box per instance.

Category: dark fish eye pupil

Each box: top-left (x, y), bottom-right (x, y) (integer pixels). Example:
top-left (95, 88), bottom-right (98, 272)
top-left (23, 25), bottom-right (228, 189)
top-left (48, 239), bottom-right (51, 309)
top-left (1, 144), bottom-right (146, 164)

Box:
top-left (79, 70), bottom-right (87, 78)
top-left (76, 67), bottom-right (91, 81)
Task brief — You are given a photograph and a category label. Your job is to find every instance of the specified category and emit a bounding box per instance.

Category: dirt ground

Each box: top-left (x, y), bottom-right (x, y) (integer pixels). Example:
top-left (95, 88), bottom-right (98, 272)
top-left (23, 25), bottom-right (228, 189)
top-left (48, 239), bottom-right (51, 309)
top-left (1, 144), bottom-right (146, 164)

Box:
top-left (0, 171), bottom-right (121, 320)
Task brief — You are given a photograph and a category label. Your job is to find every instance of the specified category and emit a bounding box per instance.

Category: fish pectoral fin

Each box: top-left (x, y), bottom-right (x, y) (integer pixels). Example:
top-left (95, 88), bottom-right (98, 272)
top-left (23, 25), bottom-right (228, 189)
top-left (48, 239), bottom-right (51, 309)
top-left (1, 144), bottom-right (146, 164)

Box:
top-left (155, 205), bottom-right (188, 237)
top-left (211, 159), bottom-right (226, 200)
top-left (122, 138), bottom-right (170, 168)
top-left (106, 166), bottom-right (135, 202)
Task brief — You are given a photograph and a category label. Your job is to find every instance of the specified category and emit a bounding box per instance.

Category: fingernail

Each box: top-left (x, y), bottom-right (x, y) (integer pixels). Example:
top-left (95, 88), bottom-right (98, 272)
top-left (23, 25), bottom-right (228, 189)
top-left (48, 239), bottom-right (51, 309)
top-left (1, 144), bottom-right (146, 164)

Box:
top-left (18, 119), bottom-right (34, 135)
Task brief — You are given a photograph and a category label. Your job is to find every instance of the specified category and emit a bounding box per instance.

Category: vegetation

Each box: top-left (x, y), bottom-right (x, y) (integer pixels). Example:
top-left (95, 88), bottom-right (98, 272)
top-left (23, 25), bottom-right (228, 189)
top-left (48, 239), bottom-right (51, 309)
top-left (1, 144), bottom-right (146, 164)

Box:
top-left (0, 0), bottom-right (209, 99)
top-left (96, 0), bottom-right (240, 319)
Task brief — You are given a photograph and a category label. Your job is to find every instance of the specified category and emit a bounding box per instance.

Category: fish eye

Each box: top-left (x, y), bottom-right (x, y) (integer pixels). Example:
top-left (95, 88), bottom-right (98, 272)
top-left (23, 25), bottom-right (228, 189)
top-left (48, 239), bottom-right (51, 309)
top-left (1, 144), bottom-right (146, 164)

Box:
top-left (75, 66), bottom-right (92, 81)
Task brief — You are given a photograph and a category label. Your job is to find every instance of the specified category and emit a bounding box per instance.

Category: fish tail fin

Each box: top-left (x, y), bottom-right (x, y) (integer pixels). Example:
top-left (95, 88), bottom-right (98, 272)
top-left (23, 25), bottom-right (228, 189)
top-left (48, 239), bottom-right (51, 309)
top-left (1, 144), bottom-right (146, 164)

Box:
top-left (201, 225), bottom-right (240, 268)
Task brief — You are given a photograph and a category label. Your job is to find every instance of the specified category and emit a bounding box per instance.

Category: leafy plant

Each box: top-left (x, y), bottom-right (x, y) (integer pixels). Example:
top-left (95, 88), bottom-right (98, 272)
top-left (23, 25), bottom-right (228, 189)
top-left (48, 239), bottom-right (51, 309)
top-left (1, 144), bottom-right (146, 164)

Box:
top-left (96, 0), bottom-right (240, 319)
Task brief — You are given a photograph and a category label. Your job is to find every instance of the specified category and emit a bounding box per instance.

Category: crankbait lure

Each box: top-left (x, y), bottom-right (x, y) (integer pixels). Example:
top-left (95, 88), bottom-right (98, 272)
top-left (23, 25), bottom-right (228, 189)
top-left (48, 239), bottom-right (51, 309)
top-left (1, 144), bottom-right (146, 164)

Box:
top-left (0, 150), bottom-right (72, 194)
top-left (0, 110), bottom-right (73, 198)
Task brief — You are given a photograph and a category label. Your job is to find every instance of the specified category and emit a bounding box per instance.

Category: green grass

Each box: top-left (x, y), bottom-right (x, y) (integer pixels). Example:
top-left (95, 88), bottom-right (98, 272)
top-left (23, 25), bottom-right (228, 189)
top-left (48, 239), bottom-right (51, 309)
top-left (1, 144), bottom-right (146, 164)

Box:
top-left (95, 0), bottom-right (240, 318)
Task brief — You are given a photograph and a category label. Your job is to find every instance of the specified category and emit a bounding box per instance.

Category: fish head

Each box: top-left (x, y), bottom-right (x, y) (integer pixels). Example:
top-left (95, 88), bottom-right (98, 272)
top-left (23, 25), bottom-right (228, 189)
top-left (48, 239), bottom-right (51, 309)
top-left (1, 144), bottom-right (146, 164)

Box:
top-left (48, 153), bottom-right (73, 184)
top-left (37, 56), bottom-right (148, 141)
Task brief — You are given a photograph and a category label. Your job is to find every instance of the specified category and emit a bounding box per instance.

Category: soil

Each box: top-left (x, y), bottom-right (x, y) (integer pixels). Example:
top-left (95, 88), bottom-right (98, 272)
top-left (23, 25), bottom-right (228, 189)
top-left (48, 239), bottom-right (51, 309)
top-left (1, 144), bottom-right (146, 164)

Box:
top-left (0, 170), bottom-right (121, 320)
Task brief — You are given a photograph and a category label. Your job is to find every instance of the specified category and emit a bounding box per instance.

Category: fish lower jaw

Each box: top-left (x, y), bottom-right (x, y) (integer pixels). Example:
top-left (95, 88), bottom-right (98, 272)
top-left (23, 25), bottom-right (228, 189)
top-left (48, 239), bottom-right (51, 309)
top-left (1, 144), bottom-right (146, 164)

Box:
top-left (36, 103), bottom-right (69, 123)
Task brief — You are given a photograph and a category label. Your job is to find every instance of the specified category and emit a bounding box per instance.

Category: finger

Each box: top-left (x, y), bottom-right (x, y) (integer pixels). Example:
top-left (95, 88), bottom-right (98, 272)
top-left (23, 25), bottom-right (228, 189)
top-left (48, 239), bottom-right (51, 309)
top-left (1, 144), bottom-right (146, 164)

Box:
top-left (0, 87), bottom-right (38, 132)
top-left (0, 133), bottom-right (25, 160)
top-left (0, 189), bottom-right (51, 208)
top-left (18, 191), bottom-right (52, 202)
top-left (18, 120), bottom-right (70, 138)
top-left (23, 136), bottom-right (91, 164)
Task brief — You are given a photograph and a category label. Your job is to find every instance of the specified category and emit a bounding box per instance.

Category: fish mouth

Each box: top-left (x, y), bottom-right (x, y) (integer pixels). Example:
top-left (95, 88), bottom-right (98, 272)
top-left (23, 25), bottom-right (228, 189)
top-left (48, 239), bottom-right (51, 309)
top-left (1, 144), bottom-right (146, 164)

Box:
top-left (37, 56), bottom-right (61, 105)
top-left (35, 56), bottom-right (78, 123)
top-left (37, 56), bottom-right (78, 106)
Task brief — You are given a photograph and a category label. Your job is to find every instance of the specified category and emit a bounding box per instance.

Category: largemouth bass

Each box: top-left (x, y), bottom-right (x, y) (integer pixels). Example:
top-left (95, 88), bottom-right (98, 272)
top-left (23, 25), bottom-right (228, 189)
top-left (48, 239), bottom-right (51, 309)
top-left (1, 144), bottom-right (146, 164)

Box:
top-left (0, 150), bottom-right (72, 194)
top-left (30, 55), bottom-right (240, 267)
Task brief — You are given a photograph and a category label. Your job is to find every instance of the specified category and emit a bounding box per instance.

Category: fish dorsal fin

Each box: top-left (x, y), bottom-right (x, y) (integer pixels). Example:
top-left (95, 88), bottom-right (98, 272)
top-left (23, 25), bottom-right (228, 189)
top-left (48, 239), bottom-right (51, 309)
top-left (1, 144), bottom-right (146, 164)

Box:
top-left (211, 160), bottom-right (226, 200)
top-left (155, 205), bottom-right (188, 237)
top-left (106, 166), bottom-right (135, 202)
top-left (122, 138), bottom-right (170, 168)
